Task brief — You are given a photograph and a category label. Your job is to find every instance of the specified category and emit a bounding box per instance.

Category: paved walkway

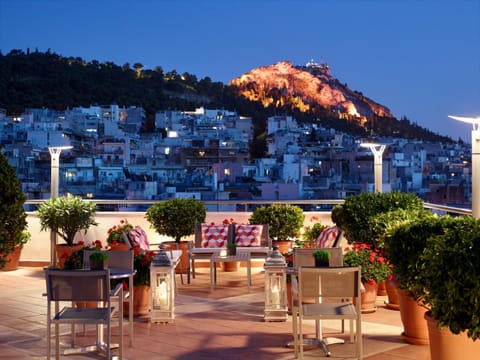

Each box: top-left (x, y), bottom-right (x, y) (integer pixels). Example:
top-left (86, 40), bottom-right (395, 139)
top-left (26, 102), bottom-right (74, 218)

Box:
top-left (0, 266), bottom-right (430, 359)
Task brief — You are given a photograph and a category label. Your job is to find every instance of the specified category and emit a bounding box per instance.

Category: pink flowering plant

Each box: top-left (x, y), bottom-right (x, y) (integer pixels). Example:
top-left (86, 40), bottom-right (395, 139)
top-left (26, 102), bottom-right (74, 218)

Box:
top-left (343, 243), bottom-right (390, 284)
top-left (106, 219), bottom-right (133, 245)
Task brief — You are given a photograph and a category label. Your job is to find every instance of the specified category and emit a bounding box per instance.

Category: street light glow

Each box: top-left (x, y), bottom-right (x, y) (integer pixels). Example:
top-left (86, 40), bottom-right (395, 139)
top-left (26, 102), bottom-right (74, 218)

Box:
top-left (449, 115), bottom-right (480, 218)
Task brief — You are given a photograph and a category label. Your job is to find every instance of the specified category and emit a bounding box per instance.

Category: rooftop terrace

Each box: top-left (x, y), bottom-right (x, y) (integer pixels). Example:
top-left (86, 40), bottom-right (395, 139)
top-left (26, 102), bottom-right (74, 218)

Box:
top-left (1, 265), bottom-right (430, 360)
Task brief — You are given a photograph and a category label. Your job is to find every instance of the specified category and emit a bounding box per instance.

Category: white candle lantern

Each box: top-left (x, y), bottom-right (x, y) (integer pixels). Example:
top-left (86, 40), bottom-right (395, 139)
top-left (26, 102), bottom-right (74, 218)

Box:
top-left (264, 245), bottom-right (288, 321)
top-left (150, 249), bottom-right (175, 323)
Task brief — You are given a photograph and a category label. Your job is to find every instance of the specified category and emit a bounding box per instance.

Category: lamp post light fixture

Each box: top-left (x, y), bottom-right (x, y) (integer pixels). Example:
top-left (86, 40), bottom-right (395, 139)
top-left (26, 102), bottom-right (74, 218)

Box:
top-left (150, 246), bottom-right (175, 323)
top-left (48, 146), bottom-right (73, 267)
top-left (448, 115), bottom-right (480, 218)
top-left (264, 245), bottom-right (288, 322)
top-left (360, 143), bottom-right (386, 193)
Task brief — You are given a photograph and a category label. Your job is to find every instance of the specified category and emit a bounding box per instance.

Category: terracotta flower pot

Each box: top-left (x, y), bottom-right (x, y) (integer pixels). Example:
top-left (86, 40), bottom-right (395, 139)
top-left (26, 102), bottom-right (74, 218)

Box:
top-left (360, 281), bottom-right (378, 313)
top-left (124, 285), bottom-right (150, 317)
top-left (1, 245), bottom-right (23, 271)
top-left (425, 311), bottom-right (480, 360)
top-left (56, 244), bottom-right (83, 269)
top-left (397, 288), bottom-right (429, 345)
top-left (385, 276), bottom-right (400, 310)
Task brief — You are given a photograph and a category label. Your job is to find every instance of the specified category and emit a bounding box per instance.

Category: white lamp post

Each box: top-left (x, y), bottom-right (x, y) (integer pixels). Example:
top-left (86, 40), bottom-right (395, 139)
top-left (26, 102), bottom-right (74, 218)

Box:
top-left (360, 143), bottom-right (386, 193)
top-left (150, 247), bottom-right (175, 323)
top-left (48, 146), bottom-right (72, 267)
top-left (264, 245), bottom-right (288, 322)
top-left (448, 115), bottom-right (480, 218)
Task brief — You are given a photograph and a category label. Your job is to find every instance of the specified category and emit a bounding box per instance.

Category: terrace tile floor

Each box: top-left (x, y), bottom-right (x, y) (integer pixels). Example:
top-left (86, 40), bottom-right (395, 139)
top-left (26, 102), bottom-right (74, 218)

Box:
top-left (0, 265), bottom-right (430, 359)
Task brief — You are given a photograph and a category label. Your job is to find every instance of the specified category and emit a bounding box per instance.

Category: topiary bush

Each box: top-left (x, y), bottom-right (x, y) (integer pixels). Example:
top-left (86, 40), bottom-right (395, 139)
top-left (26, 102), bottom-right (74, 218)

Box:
top-left (331, 191), bottom-right (423, 248)
top-left (145, 198), bottom-right (206, 243)
top-left (421, 216), bottom-right (480, 340)
top-left (249, 204), bottom-right (305, 241)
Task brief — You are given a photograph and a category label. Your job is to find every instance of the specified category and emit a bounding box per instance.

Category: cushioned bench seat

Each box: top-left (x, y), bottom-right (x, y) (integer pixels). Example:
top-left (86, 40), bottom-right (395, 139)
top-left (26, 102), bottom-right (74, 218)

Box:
top-left (188, 223), bottom-right (270, 284)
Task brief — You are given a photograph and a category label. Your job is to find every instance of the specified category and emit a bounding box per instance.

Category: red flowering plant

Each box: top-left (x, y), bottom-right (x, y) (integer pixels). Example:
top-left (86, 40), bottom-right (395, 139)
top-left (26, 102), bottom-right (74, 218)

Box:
top-left (106, 219), bottom-right (133, 245)
top-left (132, 246), bottom-right (156, 286)
top-left (343, 243), bottom-right (390, 285)
top-left (63, 240), bottom-right (105, 270)
top-left (222, 218), bottom-right (236, 225)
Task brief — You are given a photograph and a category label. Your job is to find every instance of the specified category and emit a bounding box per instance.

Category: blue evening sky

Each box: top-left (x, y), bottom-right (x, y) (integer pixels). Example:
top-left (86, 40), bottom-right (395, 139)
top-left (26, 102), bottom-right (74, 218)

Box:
top-left (1, 0), bottom-right (479, 141)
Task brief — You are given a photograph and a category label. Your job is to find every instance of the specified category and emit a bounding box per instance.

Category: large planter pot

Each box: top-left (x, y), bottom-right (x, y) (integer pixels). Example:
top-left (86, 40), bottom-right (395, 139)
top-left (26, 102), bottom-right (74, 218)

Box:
top-left (109, 243), bottom-right (130, 251)
top-left (274, 240), bottom-right (292, 254)
top-left (398, 288), bottom-right (429, 345)
top-left (124, 285), bottom-right (150, 317)
top-left (360, 281), bottom-right (378, 313)
top-left (1, 245), bottom-right (23, 271)
top-left (221, 261), bottom-right (239, 272)
top-left (56, 244), bottom-right (83, 269)
top-left (377, 280), bottom-right (387, 296)
top-left (425, 312), bottom-right (480, 360)
top-left (385, 276), bottom-right (400, 310)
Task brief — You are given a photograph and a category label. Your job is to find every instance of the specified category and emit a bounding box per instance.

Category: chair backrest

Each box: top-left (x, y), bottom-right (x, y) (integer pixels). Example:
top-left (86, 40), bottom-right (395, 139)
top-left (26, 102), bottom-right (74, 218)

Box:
top-left (44, 268), bottom-right (110, 303)
top-left (83, 249), bottom-right (133, 271)
top-left (293, 247), bottom-right (343, 268)
top-left (297, 266), bottom-right (361, 300)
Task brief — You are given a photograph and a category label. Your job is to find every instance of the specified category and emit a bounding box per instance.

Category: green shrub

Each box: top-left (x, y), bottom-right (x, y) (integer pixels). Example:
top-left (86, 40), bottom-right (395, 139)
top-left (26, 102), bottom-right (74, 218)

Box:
top-left (421, 216), bottom-right (480, 340)
top-left (331, 191), bottom-right (423, 248)
top-left (0, 151), bottom-right (29, 269)
top-left (145, 198), bottom-right (206, 243)
top-left (249, 204), bottom-right (305, 241)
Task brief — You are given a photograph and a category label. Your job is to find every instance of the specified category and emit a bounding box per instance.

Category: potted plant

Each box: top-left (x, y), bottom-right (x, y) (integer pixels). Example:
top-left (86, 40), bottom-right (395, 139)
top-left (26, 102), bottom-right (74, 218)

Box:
top-left (418, 216), bottom-right (480, 359)
top-left (343, 243), bottom-right (390, 313)
top-left (249, 204), bottom-right (305, 253)
top-left (145, 198), bottom-right (206, 273)
top-left (38, 195), bottom-right (98, 268)
top-left (128, 247), bottom-right (157, 317)
top-left (385, 212), bottom-right (446, 345)
top-left (332, 191), bottom-right (423, 298)
top-left (332, 191), bottom-right (423, 248)
top-left (0, 151), bottom-right (29, 271)
top-left (312, 249), bottom-right (331, 267)
top-left (89, 251), bottom-right (109, 270)
top-left (226, 243), bottom-right (237, 256)
top-left (301, 223), bottom-right (326, 248)
top-left (107, 218), bottom-right (134, 250)
top-left (63, 240), bottom-right (104, 270)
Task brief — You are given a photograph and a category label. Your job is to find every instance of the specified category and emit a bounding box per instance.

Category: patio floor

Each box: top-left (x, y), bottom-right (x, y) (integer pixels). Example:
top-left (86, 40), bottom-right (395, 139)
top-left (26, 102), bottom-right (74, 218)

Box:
top-left (0, 265), bottom-right (430, 359)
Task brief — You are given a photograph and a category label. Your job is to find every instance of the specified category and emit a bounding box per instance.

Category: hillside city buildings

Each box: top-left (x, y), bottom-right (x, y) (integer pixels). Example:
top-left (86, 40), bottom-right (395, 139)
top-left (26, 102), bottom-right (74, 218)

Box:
top-left (0, 105), bottom-right (472, 210)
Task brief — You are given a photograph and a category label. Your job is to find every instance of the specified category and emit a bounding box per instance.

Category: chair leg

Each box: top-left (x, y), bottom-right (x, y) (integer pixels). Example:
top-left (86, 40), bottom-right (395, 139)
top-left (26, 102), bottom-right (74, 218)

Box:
top-left (292, 306), bottom-right (298, 358)
top-left (55, 323), bottom-right (60, 360)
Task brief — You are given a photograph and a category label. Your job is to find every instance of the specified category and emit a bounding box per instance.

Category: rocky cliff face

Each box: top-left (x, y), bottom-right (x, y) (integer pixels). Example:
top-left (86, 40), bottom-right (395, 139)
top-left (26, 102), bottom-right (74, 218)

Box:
top-left (229, 60), bottom-right (393, 120)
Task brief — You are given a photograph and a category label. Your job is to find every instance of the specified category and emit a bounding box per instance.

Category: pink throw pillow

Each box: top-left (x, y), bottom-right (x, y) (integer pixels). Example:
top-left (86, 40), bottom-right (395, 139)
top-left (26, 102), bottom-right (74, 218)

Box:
top-left (201, 224), bottom-right (228, 248)
top-left (316, 226), bottom-right (339, 248)
top-left (128, 226), bottom-right (150, 251)
top-left (235, 224), bottom-right (263, 247)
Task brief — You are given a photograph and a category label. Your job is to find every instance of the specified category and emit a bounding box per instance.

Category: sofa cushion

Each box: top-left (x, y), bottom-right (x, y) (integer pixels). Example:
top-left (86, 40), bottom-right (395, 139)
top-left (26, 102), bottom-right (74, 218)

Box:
top-left (128, 226), bottom-right (150, 251)
top-left (201, 224), bottom-right (228, 248)
top-left (234, 224), bottom-right (263, 247)
top-left (316, 226), bottom-right (339, 248)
